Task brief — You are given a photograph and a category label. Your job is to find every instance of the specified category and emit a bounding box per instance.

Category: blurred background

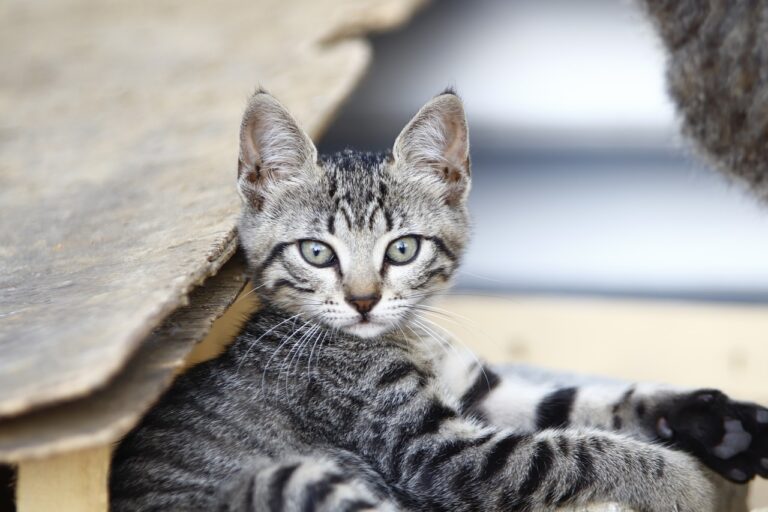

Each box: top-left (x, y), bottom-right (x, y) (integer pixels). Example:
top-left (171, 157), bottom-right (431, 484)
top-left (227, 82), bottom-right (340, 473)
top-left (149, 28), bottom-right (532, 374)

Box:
top-left (321, 0), bottom-right (768, 303)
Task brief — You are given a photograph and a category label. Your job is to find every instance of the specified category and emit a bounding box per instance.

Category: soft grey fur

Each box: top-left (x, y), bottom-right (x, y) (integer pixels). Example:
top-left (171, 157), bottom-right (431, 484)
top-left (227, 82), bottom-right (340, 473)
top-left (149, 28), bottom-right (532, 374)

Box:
top-left (642, 0), bottom-right (768, 202)
top-left (109, 90), bottom-right (768, 512)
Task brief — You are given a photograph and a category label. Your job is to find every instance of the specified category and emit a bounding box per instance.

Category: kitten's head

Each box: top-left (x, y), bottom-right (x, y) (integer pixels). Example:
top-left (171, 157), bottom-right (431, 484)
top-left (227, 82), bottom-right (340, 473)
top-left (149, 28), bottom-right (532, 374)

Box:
top-left (237, 89), bottom-right (470, 338)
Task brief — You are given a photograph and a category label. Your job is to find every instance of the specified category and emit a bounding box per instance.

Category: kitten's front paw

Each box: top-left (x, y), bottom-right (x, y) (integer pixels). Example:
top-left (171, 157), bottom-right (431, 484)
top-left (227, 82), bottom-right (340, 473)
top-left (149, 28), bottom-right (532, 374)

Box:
top-left (654, 389), bottom-right (768, 483)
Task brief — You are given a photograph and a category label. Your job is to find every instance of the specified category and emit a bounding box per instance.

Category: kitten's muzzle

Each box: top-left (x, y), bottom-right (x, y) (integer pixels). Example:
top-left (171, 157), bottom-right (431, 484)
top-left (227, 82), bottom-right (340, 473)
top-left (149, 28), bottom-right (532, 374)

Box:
top-left (346, 293), bottom-right (381, 317)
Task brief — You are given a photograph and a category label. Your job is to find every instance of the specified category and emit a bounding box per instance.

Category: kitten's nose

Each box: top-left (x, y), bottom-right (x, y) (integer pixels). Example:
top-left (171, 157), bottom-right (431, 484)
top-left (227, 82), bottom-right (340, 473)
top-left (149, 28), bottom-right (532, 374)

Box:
top-left (346, 293), bottom-right (381, 315)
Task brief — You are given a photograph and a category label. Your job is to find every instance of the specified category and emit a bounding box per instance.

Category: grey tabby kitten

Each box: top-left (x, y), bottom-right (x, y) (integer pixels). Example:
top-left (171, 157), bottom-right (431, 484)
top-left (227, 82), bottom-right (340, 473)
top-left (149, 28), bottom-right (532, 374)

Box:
top-left (110, 90), bottom-right (768, 512)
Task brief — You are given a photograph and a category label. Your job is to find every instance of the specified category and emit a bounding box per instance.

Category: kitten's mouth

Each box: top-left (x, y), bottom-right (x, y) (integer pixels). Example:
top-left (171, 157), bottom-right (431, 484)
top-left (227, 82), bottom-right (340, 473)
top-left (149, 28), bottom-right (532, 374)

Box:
top-left (353, 317), bottom-right (376, 327)
top-left (342, 317), bottom-right (388, 338)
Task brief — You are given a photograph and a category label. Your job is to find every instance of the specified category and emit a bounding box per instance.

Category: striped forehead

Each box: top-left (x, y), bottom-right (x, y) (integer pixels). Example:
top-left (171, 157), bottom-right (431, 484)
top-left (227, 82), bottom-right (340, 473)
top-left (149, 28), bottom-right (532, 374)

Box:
top-left (321, 150), bottom-right (395, 233)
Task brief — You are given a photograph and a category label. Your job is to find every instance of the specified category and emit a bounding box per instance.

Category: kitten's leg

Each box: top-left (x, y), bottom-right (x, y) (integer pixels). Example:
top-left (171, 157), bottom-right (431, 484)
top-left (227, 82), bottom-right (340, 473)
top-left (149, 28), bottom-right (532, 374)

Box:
top-left (370, 389), bottom-right (713, 511)
top-left (452, 356), bottom-right (768, 484)
top-left (220, 452), bottom-right (401, 512)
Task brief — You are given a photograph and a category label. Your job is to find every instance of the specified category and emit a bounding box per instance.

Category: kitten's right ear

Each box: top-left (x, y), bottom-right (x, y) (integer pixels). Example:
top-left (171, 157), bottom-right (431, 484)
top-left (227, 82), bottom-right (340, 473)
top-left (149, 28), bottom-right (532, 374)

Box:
top-left (237, 90), bottom-right (318, 209)
top-left (393, 91), bottom-right (470, 206)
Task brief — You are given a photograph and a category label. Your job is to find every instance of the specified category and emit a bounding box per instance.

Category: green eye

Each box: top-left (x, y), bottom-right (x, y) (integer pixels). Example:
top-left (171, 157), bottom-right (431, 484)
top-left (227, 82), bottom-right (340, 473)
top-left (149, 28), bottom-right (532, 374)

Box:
top-left (386, 236), bottom-right (420, 265)
top-left (299, 240), bottom-right (336, 267)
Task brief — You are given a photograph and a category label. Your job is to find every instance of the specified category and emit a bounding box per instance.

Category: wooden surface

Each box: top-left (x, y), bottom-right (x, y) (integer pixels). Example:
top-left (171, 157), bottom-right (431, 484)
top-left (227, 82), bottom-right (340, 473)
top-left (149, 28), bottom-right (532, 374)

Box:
top-left (0, 0), bottom-right (426, 419)
top-left (434, 295), bottom-right (768, 403)
top-left (0, 254), bottom-right (247, 462)
top-left (17, 445), bottom-right (110, 512)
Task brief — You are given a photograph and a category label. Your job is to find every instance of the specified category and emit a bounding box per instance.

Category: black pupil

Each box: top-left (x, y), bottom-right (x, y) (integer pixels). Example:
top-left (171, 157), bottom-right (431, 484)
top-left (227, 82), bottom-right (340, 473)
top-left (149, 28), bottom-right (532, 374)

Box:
top-left (312, 245), bottom-right (322, 257)
top-left (397, 241), bottom-right (407, 254)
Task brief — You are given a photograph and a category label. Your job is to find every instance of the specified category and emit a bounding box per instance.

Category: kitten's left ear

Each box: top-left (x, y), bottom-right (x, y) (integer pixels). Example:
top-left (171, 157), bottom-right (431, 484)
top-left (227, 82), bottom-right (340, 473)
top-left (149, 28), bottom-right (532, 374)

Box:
top-left (393, 91), bottom-right (470, 206)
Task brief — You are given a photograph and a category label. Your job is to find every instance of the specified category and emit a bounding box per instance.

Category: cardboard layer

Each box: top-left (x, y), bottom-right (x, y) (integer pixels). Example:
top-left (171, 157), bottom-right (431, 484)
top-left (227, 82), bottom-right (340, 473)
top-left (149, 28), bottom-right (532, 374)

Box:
top-left (0, 0), bottom-right (426, 417)
top-left (0, 254), bottom-right (247, 462)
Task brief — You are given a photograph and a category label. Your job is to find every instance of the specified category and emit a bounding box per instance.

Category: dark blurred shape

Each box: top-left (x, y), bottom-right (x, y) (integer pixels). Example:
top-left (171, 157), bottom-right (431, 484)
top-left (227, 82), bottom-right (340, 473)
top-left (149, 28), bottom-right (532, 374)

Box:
top-left (0, 464), bottom-right (15, 512)
top-left (641, 0), bottom-right (768, 203)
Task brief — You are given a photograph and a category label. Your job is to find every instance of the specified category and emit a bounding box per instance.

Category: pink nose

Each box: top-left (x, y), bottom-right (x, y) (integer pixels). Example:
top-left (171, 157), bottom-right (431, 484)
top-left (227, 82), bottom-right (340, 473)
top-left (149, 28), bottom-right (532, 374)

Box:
top-left (346, 294), bottom-right (381, 315)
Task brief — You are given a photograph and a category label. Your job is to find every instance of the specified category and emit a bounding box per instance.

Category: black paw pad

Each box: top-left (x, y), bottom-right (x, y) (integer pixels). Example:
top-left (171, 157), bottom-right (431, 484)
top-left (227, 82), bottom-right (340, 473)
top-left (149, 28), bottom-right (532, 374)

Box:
top-left (654, 389), bottom-right (768, 483)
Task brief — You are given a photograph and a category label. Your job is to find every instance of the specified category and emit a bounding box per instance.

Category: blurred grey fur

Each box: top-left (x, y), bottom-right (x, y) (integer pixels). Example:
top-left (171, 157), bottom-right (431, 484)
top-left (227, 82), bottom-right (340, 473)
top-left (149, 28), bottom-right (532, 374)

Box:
top-left (643, 0), bottom-right (768, 202)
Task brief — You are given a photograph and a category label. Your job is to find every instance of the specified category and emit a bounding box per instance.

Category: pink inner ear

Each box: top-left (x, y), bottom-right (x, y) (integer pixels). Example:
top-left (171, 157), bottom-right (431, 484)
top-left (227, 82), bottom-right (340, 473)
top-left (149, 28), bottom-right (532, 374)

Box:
top-left (392, 95), bottom-right (471, 207)
top-left (236, 93), bottom-right (319, 212)
top-left (240, 117), bottom-right (262, 169)
top-left (423, 160), bottom-right (467, 207)
top-left (394, 94), bottom-right (469, 179)
top-left (238, 93), bottom-right (317, 177)
top-left (442, 119), bottom-right (468, 169)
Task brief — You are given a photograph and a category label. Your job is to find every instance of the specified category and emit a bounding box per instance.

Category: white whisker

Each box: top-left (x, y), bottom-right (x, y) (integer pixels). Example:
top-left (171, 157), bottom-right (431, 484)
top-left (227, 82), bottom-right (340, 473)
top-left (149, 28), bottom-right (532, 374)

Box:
top-left (232, 281), bottom-right (269, 306)
top-left (260, 317), bottom-right (313, 392)
top-left (286, 323), bottom-right (320, 377)
top-left (416, 314), bottom-right (491, 391)
top-left (280, 322), bottom-right (320, 394)
top-left (408, 319), bottom-right (452, 359)
top-left (237, 313), bottom-right (302, 375)
top-left (307, 326), bottom-right (329, 379)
